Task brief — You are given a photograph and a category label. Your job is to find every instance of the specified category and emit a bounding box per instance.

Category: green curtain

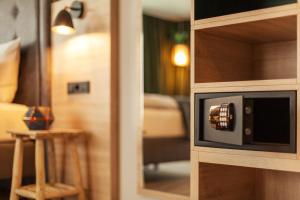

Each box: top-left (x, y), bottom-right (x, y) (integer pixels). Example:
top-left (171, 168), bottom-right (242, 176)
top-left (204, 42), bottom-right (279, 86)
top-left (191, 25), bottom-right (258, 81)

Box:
top-left (143, 15), bottom-right (190, 96)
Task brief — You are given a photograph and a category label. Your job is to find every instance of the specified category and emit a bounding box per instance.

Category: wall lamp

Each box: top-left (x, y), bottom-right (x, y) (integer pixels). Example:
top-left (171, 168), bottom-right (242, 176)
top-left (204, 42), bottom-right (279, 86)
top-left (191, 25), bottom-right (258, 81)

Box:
top-left (172, 31), bottom-right (190, 67)
top-left (52, 0), bottom-right (85, 35)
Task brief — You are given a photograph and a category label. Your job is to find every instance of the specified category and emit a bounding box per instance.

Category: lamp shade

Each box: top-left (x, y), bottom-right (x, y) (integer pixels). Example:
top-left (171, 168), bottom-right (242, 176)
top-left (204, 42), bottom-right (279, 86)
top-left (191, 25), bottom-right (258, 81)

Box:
top-left (52, 9), bottom-right (75, 35)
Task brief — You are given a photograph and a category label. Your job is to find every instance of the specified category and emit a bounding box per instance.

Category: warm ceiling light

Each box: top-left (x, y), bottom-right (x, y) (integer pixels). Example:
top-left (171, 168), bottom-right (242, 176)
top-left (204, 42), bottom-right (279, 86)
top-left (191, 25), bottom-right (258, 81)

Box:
top-left (52, 1), bottom-right (84, 35)
top-left (172, 44), bottom-right (190, 67)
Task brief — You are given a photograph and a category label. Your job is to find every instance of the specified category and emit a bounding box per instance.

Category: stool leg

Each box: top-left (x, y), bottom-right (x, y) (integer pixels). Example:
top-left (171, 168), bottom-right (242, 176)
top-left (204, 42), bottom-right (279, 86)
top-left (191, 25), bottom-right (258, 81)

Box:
top-left (47, 139), bottom-right (57, 185)
top-left (69, 138), bottom-right (86, 200)
top-left (47, 139), bottom-right (60, 200)
top-left (10, 138), bottom-right (24, 200)
top-left (36, 139), bottom-right (46, 200)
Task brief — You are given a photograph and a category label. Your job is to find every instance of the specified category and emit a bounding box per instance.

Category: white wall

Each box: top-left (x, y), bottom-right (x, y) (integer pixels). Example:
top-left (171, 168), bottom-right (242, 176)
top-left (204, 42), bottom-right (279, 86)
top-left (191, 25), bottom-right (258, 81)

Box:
top-left (119, 0), bottom-right (156, 199)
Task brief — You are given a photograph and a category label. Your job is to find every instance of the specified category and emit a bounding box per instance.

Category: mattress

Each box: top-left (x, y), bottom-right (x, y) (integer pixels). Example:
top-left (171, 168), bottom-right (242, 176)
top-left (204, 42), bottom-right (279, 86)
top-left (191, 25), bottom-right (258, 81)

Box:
top-left (0, 103), bottom-right (28, 142)
top-left (143, 108), bottom-right (186, 138)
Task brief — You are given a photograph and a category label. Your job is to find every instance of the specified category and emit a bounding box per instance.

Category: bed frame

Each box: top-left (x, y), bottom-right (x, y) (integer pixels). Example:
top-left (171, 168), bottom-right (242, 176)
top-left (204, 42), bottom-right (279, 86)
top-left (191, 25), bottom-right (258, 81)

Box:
top-left (0, 0), bottom-right (51, 183)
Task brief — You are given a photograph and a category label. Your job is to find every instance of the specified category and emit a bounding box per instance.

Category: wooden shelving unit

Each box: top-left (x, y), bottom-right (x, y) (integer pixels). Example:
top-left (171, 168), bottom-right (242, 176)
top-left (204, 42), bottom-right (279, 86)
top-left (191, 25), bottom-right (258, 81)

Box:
top-left (191, 1), bottom-right (300, 199)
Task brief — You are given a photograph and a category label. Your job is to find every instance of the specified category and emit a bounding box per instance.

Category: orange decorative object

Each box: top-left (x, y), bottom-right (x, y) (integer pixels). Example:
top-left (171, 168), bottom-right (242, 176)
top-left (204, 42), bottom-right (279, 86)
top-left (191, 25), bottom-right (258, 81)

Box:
top-left (23, 107), bottom-right (54, 130)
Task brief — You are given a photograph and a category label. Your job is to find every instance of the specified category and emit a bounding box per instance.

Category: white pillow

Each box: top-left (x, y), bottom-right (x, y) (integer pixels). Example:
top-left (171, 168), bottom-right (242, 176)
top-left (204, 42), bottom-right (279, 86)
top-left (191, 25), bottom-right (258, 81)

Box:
top-left (0, 39), bottom-right (21, 103)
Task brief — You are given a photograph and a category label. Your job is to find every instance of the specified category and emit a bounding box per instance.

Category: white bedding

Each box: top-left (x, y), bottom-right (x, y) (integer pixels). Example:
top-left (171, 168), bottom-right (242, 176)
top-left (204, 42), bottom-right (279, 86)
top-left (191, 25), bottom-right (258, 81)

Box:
top-left (0, 39), bottom-right (21, 103)
top-left (0, 103), bottom-right (28, 142)
top-left (143, 94), bottom-right (186, 138)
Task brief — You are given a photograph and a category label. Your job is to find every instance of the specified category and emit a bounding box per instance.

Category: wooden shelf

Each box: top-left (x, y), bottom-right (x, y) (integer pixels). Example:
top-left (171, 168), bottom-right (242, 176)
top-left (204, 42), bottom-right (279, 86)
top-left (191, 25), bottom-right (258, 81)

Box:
top-left (192, 3), bottom-right (299, 30)
top-left (195, 161), bottom-right (300, 200)
top-left (191, 1), bottom-right (300, 199)
top-left (191, 79), bottom-right (298, 91)
top-left (197, 151), bottom-right (300, 171)
top-left (198, 15), bottom-right (296, 43)
top-left (193, 15), bottom-right (297, 84)
top-left (15, 183), bottom-right (78, 199)
top-left (192, 145), bottom-right (297, 159)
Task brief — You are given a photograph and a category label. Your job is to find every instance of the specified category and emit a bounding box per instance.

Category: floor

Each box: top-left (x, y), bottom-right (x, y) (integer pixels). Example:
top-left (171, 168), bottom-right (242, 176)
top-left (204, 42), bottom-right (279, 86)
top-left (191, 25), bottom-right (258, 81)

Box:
top-left (0, 191), bottom-right (9, 200)
top-left (144, 161), bottom-right (190, 197)
top-left (0, 178), bottom-right (34, 200)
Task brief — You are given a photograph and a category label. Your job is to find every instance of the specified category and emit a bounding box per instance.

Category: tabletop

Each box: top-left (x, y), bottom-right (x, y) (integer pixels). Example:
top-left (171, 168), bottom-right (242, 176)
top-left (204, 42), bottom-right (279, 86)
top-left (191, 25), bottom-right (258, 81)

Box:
top-left (7, 129), bottom-right (84, 140)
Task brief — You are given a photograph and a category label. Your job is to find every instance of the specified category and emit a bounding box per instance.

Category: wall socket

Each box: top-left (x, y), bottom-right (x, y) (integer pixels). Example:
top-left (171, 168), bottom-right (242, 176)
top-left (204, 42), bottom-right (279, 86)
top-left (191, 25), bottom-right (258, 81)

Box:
top-left (68, 81), bottom-right (90, 94)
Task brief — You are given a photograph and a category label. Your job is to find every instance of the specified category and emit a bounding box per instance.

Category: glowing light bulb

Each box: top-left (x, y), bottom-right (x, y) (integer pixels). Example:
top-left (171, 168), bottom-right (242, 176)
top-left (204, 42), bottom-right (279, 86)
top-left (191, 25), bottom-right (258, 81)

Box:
top-left (172, 44), bottom-right (189, 67)
top-left (52, 25), bottom-right (76, 35)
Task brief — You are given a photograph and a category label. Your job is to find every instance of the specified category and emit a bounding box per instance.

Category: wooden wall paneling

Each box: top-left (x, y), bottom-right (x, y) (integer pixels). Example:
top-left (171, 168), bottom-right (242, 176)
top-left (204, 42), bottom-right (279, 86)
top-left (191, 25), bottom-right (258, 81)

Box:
top-left (51, 0), bottom-right (118, 199)
top-left (194, 32), bottom-right (253, 83)
top-left (253, 40), bottom-right (297, 80)
top-left (199, 15), bottom-right (297, 44)
top-left (255, 170), bottom-right (300, 200)
top-left (198, 163), bottom-right (256, 200)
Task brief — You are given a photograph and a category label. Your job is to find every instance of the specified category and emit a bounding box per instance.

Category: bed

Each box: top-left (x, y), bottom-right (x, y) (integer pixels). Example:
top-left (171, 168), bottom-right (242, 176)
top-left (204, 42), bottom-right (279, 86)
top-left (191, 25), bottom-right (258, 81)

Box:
top-left (143, 94), bottom-right (190, 165)
top-left (0, 0), bottom-right (51, 184)
top-left (0, 103), bottom-right (34, 179)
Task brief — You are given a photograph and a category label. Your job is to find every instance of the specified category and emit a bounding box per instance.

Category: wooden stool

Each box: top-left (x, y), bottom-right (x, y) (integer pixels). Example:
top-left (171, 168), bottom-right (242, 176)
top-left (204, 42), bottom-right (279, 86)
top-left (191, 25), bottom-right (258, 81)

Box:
top-left (7, 129), bottom-right (86, 200)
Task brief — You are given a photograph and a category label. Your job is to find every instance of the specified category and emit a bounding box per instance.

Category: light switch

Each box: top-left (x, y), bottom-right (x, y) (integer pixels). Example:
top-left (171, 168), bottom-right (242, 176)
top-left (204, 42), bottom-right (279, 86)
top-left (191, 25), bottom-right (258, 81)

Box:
top-left (68, 81), bottom-right (90, 94)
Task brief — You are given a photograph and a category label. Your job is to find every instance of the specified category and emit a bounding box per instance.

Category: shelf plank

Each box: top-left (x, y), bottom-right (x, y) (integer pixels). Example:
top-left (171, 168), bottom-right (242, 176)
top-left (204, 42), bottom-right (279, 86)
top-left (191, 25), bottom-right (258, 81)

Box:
top-left (197, 15), bottom-right (296, 44)
top-left (15, 183), bottom-right (78, 199)
top-left (192, 3), bottom-right (299, 30)
top-left (196, 150), bottom-right (300, 173)
top-left (193, 19), bottom-right (297, 84)
top-left (192, 146), bottom-right (297, 160)
top-left (191, 80), bottom-right (299, 95)
top-left (7, 129), bottom-right (83, 139)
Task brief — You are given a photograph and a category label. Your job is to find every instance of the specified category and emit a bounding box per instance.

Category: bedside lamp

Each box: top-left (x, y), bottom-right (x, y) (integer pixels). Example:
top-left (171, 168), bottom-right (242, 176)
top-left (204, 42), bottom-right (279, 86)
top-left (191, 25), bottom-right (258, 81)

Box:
top-left (52, 0), bottom-right (85, 35)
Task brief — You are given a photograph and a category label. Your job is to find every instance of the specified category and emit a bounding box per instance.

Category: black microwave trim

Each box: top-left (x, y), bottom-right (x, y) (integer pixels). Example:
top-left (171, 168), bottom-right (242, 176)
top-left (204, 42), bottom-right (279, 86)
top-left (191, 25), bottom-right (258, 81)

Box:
top-left (194, 91), bottom-right (296, 153)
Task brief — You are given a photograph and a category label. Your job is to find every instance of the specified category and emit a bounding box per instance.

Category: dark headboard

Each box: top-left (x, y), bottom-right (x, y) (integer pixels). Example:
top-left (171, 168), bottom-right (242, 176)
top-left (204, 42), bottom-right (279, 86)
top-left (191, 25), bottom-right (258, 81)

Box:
top-left (0, 0), bottom-right (51, 106)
